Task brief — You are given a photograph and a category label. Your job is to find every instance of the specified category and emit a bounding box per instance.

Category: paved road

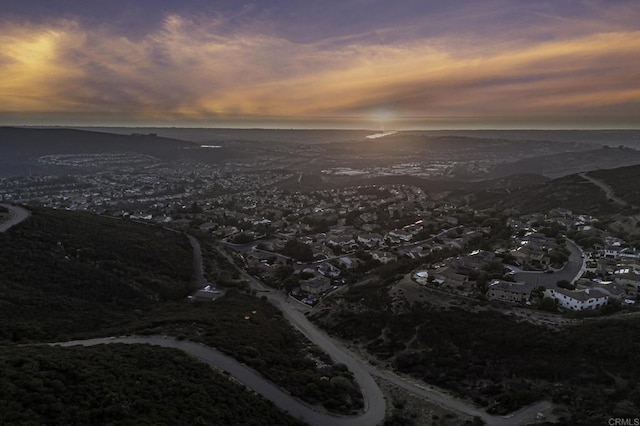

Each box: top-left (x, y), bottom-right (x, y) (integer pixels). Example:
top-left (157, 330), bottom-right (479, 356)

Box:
top-left (52, 336), bottom-right (352, 426)
top-left (187, 235), bottom-right (207, 287)
top-left (0, 203), bottom-right (29, 232)
top-left (514, 239), bottom-right (585, 288)
top-left (220, 248), bottom-right (554, 426)
top-left (579, 172), bottom-right (636, 208)
top-left (228, 265), bottom-right (387, 426)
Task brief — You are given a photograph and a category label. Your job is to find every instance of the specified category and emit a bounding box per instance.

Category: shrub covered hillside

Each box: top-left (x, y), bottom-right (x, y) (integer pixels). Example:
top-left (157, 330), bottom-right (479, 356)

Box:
top-left (0, 344), bottom-right (303, 426)
top-left (312, 281), bottom-right (640, 425)
top-left (127, 291), bottom-right (364, 415)
top-left (0, 207), bottom-right (194, 342)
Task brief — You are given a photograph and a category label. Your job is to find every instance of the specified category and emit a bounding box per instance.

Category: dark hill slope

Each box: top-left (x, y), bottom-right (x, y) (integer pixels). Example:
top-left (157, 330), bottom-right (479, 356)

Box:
top-left (0, 127), bottom-right (195, 158)
top-left (0, 207), bottom-right (194, 342)
top-left (0, 344), bottom-right (302, 426)
top-left (459, 165), bottom-right (640, 216)
top-left (589, 164), bottom-right (640, 207)
top-left (0, 127), bottom-right (243, 176)
top-left (490, 146), bottom-right (640, 178)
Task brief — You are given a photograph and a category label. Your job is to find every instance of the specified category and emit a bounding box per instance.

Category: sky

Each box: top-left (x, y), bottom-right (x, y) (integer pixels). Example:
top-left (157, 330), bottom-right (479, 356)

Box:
top-left (0, 0), bottom-right (639, 129)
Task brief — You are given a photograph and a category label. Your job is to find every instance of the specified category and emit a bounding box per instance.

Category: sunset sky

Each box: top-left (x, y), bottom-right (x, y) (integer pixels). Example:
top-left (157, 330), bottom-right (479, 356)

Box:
top-left (1, 0), bottom-right (639, 129)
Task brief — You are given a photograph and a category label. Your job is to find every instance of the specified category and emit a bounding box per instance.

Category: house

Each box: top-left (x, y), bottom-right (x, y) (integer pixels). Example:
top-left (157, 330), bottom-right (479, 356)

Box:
top-left (510, 245), bottom-right (550, 268)
top-left (371, 250), bottom-right (397, 264)
top-left (579, 279), bottom-right (632, 300)
top-left (357, 233), bottom-right (384, 247)
top-left (613, 269), bottom-right (640, 288)
top-left (337, 256), bottom-right (358, 269)
top-left (300, 275), bottom-right (332, 295)
top-left (388, 229), bottom-right (413, 242)
top-left (326, 235), bottom-right (356, 248)
top-left (431, 266), bottom-right (468, 288)
top-left (413, 270), bottom-right (429, 285)
top-left (487, 280), bottom-right (533, 304)
top-left (619, 247), bottom-right (640, 261)
top-left (546, 288), bottom-right (608, 311)
top-left (397, 246), bottom-right (430, 260)
top-left (316, 262), bottom-right (341, 278)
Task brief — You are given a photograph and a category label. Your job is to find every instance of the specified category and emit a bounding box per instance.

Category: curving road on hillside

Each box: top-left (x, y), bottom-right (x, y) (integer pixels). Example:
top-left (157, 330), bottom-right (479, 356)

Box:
top-left (0, 203), bottom-right (30, 232)
top-left (52, 336), bottom-right (372, 426)
top-left (220, 247), bottom-right (554, 426)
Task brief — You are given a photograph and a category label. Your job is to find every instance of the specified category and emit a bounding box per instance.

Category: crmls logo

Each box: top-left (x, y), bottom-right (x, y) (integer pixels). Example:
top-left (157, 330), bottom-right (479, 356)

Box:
top-left (609, 419), bottom-right (640, 426)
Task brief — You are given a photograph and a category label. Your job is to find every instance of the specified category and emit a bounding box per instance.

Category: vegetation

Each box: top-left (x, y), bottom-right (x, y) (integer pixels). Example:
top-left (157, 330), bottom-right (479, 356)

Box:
top-left (466, 173), bottom-right (626, 216)
top-left (0, 344), bottom-right (303, 425)
top-left (283, 239), bottom-right (314, 262)
top-left (590, 164), bottom-right (640, 207)
top-left (312, 280), bottom-right (640, 424)
top-left (0, 207), bottom-right (194, 342)
top-left (124, 291), bottom-right (363, 414)
top-left (0, 207), bottom-right (362, 415)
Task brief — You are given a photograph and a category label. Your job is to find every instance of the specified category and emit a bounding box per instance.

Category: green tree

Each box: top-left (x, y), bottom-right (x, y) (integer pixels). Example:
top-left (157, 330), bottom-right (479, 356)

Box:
top-left (539, 297), bottom-right (558, 312)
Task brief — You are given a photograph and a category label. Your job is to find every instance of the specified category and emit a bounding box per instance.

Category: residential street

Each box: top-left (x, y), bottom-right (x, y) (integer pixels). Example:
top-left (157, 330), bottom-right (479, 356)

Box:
top-left (514, 239), bottom-right (586, 288)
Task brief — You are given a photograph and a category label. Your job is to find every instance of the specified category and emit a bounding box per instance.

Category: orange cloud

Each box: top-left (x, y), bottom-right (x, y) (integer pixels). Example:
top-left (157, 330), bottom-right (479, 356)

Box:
top-left (0, 15), bottom-right (639, 126)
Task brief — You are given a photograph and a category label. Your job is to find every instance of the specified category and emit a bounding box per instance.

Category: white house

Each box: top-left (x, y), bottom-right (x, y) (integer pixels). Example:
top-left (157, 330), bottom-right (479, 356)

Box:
top-left (546, 288), bottom-right (608, 311)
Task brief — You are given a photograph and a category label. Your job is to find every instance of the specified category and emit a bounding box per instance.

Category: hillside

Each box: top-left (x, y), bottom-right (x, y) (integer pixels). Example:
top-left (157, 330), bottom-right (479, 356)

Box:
top-left (311, 280), bottom-right (640, 424)
top-left (489, 146), bottom-right (640, 178)
top-left (458, 165), bottom-right (640, 216)
top-left (0, 344), bottom-right (302, 425)
top-left (0, 127), bottom-right (195, 157)
top-left (0, 207), bottom-right (364, 415)
top-left (0, 127), bottom-right (240, 176)
top-left (0, 207), bottom-right (195, 342)
top-left (589, 164), bottom-right (640, 207)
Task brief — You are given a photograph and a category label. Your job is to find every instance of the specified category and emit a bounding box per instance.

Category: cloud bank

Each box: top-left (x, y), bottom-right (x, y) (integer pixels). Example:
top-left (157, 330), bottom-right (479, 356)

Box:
top-left (0, 2), bottom-right (639, 128)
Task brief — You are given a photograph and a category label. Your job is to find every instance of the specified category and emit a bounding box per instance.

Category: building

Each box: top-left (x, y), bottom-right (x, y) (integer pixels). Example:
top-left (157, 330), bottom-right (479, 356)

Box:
top-left (326, 235), bottom-right (356, 248)
top-left (300, 275), bottom-right (332, 295)
top-left (371, 250), bottom-right (397, 264)
top-left (357, 233), bottom-right (384, 247)
top-left (388, 229), bottom-right (413, 242)
top-left (546, 288), bottom-right (608, 311)
top-left (487, 280), bottom-right (533, 304)
top-left (613, 269), bottom-right (640, 288)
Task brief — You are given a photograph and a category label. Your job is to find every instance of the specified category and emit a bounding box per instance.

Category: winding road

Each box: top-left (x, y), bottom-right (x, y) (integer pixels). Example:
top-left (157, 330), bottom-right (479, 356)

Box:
top-left (0, 203), bottom-right (29, 232)
top-left (52, 337), bottom-right (355, 426)
top-left (49, 233), bottom-right (554, 426)
top-left (217, 247), bottom-right (554, 425)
